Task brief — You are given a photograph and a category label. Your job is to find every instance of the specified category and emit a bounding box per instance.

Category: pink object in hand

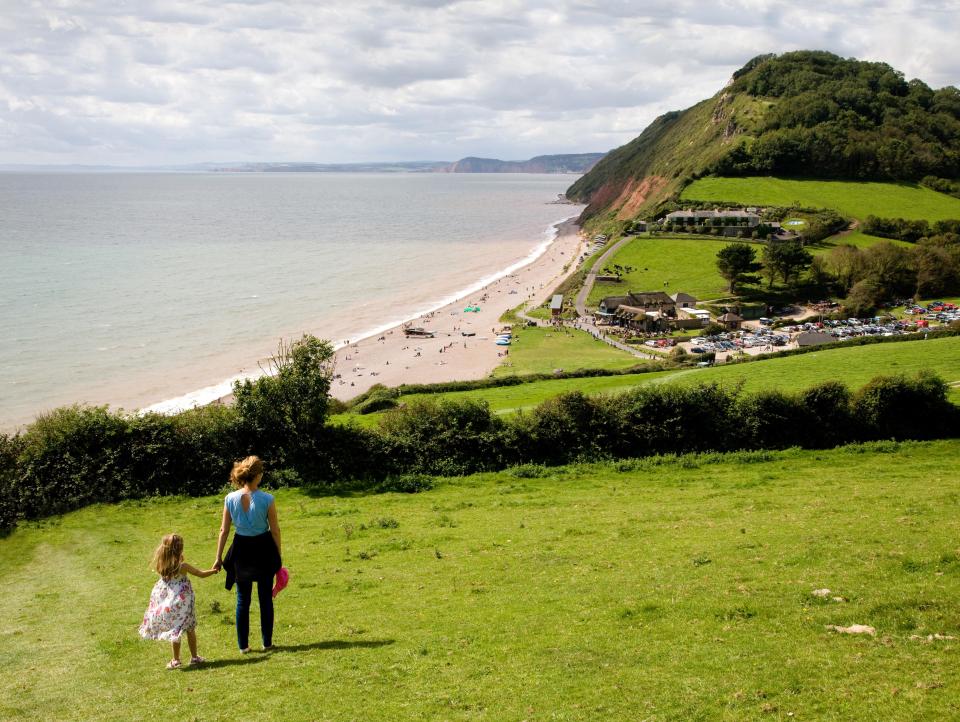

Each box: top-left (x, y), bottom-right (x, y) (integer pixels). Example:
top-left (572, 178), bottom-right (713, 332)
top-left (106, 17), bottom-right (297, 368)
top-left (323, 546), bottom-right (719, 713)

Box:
top-left (272, 567), bottom-right (289, 598)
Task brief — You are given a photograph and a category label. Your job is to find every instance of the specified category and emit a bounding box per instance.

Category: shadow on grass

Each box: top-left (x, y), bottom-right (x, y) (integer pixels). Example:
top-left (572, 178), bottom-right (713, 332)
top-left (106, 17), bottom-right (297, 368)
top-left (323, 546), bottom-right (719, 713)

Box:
top-left (181, 655), bottom-right (270, 671)
top-left (181, 640), bottom-right (393, 671)
top-left (270, 639), bottom-right (395, 653)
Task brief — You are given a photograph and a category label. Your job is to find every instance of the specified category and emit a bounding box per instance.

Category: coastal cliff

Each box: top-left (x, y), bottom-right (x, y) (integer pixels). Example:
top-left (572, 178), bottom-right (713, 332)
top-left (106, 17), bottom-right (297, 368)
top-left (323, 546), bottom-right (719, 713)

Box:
top-left (567, 50), bottom-right (960, 227)
top-left (441, 153), bottom-right (605, 174)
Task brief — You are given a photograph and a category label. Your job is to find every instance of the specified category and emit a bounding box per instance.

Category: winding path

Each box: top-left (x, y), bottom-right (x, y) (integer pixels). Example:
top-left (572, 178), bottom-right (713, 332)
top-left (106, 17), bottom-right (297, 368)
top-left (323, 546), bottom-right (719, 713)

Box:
top-left (574, 235), bottom-right (634, 318)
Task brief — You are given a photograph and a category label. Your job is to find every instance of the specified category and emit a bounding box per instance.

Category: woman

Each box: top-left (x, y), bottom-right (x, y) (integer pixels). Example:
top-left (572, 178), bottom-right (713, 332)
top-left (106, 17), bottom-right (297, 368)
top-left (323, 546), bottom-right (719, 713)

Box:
top-left (213, 456), bottom-right (282, 653)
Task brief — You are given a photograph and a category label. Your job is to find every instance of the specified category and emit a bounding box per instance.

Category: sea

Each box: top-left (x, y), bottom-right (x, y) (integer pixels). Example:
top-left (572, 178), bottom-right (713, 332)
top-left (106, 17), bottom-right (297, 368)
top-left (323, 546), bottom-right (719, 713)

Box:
top-left (0, 172), bottom-right (581, 430)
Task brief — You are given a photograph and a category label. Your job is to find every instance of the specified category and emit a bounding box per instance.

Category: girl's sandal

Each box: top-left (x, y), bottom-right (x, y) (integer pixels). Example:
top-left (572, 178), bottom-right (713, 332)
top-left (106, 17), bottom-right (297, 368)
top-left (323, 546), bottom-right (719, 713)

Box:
top-left (166, 659), bottom-right (182, 669)
top-left (189, 656), bottom-right (206, 665)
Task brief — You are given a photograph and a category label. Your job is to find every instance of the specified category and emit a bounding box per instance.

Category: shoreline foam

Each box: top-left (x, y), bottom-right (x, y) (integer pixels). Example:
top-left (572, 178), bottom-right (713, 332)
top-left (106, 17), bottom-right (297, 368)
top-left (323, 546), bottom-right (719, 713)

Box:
top-left (140, 213), bottom-right (582, 416)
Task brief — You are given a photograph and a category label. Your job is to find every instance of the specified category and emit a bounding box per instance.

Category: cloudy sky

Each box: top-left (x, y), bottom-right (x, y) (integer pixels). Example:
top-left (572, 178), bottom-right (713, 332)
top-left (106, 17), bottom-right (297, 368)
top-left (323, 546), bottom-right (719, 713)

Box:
top-left (1, 0), bottom-right (958, 165)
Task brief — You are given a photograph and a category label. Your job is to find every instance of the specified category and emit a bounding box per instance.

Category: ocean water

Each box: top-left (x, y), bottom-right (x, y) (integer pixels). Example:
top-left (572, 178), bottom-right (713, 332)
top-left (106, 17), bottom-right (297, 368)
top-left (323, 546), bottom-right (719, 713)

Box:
top-left (0, 172), bottom-right (580, 429)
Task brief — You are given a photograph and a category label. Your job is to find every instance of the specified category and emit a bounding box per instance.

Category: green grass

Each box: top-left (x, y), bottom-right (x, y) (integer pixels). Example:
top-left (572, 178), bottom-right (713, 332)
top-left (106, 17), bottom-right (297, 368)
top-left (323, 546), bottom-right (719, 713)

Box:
top-left (586, 237), bottom-right (734, 306)
top-left (348, 335), bottom-right (960, 424)
top-left (491, 325), bottom-right (641, 377)
top-left (683, 177), bottom-right (960, 222)
top-left (3, 440), bottom-right (960, 719)
top-left (812, 229), bottom-right (912, 253)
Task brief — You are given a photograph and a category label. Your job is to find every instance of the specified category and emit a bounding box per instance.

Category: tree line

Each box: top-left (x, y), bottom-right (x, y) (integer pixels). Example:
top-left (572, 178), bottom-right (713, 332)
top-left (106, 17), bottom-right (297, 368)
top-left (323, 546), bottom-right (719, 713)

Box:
top-left (716, 225), bottom-right (960, 312)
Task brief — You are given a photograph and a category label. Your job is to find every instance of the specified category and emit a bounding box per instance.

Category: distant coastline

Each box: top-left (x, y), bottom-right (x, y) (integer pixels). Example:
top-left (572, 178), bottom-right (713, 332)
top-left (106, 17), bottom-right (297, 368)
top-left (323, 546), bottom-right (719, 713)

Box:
top-left (0, 153), bottom-right (605, 175)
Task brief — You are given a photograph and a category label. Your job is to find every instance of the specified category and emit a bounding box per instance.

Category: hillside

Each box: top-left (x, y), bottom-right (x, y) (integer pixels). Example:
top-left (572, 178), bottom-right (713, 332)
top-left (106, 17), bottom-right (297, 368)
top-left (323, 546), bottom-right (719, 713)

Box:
top-left (568, 50), bottom-right (960, 226)
top-left (441, 153), bottom-right (605, 173)
top-left (2, 440), bottom-right (958, 719)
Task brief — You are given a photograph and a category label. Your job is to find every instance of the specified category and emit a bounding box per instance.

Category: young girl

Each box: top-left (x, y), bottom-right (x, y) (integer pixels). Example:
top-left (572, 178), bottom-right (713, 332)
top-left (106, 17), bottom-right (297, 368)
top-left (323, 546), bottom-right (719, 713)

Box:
top-left (139, 533), bottom-right (218, 669)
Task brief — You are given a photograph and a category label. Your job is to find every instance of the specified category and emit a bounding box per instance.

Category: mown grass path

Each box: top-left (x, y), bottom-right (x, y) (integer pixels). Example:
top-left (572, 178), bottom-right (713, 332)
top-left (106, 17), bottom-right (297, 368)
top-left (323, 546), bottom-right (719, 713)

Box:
top-left (2, 441), bottom-right (959, 719)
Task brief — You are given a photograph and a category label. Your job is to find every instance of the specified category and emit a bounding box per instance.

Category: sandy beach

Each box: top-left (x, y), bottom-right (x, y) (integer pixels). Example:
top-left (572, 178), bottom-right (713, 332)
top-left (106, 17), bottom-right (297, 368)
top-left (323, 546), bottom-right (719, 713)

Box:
top-left (329, 219), bottom-right (585, 400)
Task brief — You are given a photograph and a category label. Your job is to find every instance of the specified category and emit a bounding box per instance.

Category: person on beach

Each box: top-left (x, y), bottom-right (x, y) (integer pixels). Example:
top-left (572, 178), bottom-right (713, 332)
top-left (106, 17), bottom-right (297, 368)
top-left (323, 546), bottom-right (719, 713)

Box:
top-left (214, 456), bottom-right (282, 653)
top-left (139, 533), bottom-right (218, 669)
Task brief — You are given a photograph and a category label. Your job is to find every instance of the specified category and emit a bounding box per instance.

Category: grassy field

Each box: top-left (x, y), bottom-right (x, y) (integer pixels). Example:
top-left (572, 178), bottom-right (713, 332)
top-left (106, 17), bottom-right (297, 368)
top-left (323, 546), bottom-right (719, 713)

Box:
top-left (586, 237), bottom-right (733, 306)
top-left (2, 440), bottom-right (960, 720)
top-left (491, 325), bottom-right (641, 377)
top-left (812, 229), bottom-right (912, 253)
top-left (341, 335), bottom-right (960, 424)
top-left (682, 177), bottom-right (960, 222)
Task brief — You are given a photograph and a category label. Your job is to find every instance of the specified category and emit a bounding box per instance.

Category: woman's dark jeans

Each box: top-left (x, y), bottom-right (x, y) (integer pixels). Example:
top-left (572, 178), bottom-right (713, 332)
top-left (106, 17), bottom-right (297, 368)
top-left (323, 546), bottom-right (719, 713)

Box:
top-left (236, 575), bottom-right (274, 649)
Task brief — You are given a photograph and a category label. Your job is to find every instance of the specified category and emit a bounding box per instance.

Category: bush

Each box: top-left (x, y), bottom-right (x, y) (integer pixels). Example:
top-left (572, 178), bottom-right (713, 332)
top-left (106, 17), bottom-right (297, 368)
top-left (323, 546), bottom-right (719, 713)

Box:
top-left (799, 381), bottom-right (855, 448)
top-left (735, 390), bottom-right (812, 449)
top-left (355, 388), bottom-right (400, 415)
top-left (518, 392), bottom-right (610, 465)
top-left (508, 463), bottom-right (552, 478)
top-left (851, 372), bottom-right (958, 440)
top-left (234, 335), bottom-right (334, 470)
top-left (605, 383), bottom-right (742, 458)
top-left (375, 473), bottom-right (434, 494)
top-left (0, 433), bottom-right (23, 533)
top-left (17, 406), bottom-right (130, 520)
top-left (380, 398), bottom-right (518, 476)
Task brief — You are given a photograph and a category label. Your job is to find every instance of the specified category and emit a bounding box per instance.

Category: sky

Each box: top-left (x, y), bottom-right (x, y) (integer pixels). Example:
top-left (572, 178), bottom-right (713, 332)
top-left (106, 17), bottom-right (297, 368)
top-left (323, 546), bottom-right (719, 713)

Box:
top-left (1, 0), bottom-right (958, 166)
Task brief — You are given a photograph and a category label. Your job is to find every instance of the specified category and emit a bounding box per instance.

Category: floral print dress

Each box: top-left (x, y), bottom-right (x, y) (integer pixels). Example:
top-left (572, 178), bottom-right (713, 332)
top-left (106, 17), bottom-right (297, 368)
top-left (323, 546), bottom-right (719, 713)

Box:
top-left (139, 573), bottom-right (197, 642)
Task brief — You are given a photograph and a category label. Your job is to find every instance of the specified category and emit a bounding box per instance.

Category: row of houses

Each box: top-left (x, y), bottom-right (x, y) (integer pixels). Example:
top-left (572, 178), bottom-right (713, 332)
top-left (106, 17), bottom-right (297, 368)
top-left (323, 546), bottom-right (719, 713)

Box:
top-left (661, 209), bottom-right (761, 227)
top-left (657, 208), bottom-right (800, 242)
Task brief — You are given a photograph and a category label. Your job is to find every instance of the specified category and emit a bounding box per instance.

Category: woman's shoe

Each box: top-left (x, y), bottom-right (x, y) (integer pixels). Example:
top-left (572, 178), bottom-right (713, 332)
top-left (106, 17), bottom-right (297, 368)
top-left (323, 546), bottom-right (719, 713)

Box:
top-left (166, 659), bottom-right (182, 669)
top-left (239, 647), bottom-right (251, 654)
top-left (189, 656), bottom-right (206, 665)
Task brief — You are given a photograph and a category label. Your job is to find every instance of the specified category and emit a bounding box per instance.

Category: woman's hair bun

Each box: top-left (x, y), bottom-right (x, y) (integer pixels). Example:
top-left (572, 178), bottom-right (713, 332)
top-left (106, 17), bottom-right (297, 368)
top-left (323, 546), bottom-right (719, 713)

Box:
top-left (230, 455), bottom-right (264, 487)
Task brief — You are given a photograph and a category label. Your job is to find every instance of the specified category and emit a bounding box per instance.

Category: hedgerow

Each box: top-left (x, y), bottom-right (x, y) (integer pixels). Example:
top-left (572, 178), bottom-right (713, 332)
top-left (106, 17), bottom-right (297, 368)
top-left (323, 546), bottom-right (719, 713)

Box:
top-left (1, 335), bottom-right (957, 533)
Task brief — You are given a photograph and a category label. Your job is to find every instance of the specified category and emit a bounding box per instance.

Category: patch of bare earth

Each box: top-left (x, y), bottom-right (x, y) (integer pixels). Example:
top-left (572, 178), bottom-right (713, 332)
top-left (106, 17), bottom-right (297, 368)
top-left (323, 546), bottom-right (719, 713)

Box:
top-left (614, 175), bottom-right (669, 220)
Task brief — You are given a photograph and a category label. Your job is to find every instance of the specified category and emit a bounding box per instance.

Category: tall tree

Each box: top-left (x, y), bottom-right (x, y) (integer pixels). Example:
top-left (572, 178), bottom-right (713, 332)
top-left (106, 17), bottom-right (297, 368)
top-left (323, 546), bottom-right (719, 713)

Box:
top-left (716, 243), bottom-right (761, 294)
top-left (762, 240), bottom-right (813, 286)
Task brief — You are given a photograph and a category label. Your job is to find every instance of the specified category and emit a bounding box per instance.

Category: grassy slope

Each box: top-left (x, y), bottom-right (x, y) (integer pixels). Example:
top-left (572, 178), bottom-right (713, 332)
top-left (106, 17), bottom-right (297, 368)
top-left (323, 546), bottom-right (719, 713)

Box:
top-left (491, 325), bottom-right (640, 377)
top-left (568, 93), bottom-right (768, 228)
top-left (683, 177), bottom-right (960, 222)
top-left (347, 336), bottom-right (960, 423)
top-left (586, 236), bottom-right (734, 305)
top-left (813, 229), bottom-right (912, 253)
top-left (2, 441), bottom-right (960, 720)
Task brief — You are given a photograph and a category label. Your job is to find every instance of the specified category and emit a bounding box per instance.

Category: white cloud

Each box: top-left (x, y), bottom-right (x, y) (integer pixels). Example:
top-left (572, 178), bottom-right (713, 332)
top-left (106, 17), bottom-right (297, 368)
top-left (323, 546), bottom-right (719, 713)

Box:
top-left (0, 0), bottom-right (957, 164)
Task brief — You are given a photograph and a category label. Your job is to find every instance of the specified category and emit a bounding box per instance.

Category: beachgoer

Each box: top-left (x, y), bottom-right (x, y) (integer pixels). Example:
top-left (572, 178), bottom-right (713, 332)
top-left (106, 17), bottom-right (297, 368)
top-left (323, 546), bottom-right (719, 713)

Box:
top-left (214, 456), bottom-right (282, 654)
top-left (139, 533), bottom-right (217, 669)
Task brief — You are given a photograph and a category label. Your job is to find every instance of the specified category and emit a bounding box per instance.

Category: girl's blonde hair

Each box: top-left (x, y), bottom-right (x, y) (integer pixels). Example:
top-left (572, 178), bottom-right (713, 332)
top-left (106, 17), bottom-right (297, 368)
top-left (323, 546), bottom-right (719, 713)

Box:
top-left (230, 455), bottom-right (264, 488)
top-left (151, 533), bottom-right (184, 579)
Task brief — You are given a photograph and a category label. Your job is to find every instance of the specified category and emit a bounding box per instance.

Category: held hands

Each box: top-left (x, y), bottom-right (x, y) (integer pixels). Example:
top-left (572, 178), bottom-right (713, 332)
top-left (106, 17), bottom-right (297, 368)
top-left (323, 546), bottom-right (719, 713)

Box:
top-left (212, 560), bottom-right (222, 573)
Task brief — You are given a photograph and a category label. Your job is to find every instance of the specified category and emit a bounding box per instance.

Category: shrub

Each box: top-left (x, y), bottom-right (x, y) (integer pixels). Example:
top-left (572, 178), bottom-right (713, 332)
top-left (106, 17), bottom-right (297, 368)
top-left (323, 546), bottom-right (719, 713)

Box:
top-left (266, 468), bottom-right (303, 488)
top-left (508, 463), bottom-right (552, 478)
top-left (168, 404), bottom-right (244, 495)
top-left (234, 335), bottom-right (334, 470)
top-left (851, 372), bottom-right (958, 440)
top-left (0, 433), bottom-right (23, 533)
top-left (355, 388), bottom-right (400, 415)
top-left (606, 383), bottom-right (742, 458)
top-left (17, 406), bottom-right (130, 520)
top-left (735, 390), bottom-right (812, 449)
top-left (376, 473), bottom-right (434, 494)
top-left (519, 392), bottom-right (610, 465)
top-left (799, 381), bottom-right (855, 448)
top-left (380, 398), bottom-right (517, 476)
